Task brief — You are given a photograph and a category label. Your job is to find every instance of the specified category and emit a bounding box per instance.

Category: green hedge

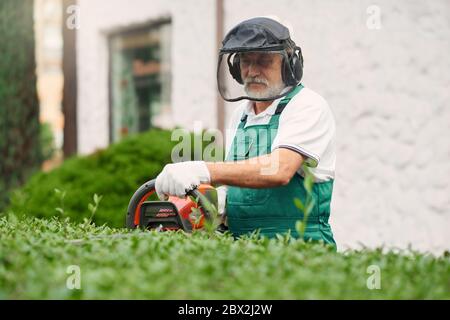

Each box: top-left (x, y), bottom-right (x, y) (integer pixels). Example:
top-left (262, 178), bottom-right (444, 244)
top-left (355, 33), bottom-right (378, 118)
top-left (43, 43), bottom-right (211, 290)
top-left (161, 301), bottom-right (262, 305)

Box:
top-left (7, 129), bottom-right (179, 227)
top-left (1, 215), bottom-right (449, 299)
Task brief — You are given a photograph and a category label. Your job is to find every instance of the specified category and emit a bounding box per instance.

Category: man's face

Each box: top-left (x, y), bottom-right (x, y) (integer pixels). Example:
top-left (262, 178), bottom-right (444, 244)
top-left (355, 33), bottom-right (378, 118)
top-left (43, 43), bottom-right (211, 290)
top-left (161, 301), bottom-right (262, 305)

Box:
top-left (239, 51), bottom-right (285, 99)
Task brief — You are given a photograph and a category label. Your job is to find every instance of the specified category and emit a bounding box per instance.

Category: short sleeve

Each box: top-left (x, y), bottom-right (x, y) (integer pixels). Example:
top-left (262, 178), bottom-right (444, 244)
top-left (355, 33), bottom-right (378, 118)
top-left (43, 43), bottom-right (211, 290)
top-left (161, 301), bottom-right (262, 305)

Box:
top-left (271, 94), bottom-right (335, 168)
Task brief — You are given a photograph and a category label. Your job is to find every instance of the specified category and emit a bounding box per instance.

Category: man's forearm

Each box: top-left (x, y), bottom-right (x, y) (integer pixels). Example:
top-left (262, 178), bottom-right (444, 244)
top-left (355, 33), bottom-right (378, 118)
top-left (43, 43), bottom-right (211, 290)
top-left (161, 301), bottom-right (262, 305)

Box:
top-left (206, 149), bottom-right (304, 188)
top-left (206, 158), bottom-right (282, 188)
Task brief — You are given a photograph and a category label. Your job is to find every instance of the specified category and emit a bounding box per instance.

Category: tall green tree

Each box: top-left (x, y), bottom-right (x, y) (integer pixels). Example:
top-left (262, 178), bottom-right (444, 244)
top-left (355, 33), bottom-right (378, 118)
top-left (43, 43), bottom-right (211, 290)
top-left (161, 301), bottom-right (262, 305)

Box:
top-left (0, 0), bottom-right (41, 211)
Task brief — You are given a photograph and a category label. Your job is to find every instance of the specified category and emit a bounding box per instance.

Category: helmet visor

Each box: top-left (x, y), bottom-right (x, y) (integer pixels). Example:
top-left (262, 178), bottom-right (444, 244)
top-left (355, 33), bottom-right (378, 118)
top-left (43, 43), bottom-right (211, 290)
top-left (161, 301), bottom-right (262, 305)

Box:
top-left (217, 50), bottom-right (294, 102)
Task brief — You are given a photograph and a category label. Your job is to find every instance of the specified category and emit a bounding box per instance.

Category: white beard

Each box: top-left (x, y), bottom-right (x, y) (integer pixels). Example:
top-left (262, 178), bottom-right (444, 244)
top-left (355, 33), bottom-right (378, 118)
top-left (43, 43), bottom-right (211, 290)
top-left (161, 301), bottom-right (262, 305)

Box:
top-left (244, 78), bottom-right (286, 99)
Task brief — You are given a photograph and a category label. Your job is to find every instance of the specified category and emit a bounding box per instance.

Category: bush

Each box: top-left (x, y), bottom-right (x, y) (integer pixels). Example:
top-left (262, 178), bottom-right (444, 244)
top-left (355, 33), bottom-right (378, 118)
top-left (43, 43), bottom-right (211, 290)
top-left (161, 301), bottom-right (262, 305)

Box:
top-left (7, 129), bottom-right (179, 227)
top-left (1, 215), bottom-right (449, 299)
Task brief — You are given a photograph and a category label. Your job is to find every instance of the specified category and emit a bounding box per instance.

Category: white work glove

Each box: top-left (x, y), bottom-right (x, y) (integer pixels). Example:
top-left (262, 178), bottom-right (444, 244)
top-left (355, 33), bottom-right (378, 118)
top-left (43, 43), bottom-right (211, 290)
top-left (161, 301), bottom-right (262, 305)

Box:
top-left (155, 161), bottom-right (210, 200)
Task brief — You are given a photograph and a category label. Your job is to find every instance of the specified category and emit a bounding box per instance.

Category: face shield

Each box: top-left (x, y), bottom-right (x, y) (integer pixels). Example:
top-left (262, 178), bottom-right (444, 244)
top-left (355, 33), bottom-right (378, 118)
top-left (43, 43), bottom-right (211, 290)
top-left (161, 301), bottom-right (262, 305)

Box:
top-left (218, 50), bottom-right (296, 102)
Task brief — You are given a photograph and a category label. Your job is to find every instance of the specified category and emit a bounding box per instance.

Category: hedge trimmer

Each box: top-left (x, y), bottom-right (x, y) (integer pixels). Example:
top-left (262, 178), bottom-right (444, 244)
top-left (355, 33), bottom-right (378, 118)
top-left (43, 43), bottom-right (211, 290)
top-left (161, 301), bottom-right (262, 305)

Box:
top-left (126, 178), bottom-right (223, 232)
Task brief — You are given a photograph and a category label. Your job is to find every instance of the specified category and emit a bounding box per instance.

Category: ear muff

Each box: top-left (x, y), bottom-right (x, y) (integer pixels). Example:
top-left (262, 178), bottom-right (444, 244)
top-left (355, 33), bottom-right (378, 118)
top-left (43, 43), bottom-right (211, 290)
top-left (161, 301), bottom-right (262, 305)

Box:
top-left (228, 47), bottom-right (303, 86)
top-left (227, 53), bottom-right (243, 84)
top-left (282, 46), bottom-right (303, 86)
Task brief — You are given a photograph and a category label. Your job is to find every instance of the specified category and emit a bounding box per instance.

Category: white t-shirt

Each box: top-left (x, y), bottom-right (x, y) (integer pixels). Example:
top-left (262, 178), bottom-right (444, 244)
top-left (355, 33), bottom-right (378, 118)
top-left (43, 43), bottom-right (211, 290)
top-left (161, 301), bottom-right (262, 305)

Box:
top-left (225, 85), bottom-right (336, 182)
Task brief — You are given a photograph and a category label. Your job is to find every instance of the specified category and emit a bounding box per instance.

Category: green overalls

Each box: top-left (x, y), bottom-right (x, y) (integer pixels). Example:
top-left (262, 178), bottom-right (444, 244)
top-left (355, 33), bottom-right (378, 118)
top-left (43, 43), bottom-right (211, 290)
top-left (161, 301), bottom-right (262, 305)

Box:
top-left (225, 85), bottom-right (336, 244)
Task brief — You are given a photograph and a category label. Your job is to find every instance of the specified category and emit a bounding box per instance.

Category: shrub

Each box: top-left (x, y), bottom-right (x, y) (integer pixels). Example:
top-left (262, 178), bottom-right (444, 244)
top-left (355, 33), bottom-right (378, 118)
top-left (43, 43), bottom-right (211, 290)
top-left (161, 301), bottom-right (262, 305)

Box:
top-left (0, 215), bottom-right (449, 299)
top-left (7, 129), bottom-right (178, 227)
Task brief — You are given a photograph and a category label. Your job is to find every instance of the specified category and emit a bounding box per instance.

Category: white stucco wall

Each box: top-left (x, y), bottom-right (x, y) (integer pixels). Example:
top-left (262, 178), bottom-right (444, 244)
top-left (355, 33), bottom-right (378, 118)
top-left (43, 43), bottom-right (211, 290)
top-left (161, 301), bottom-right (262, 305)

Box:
top-left (76, 0), bottom-right (217, 154)
top-left (76, 0), bottom-right (449, 254)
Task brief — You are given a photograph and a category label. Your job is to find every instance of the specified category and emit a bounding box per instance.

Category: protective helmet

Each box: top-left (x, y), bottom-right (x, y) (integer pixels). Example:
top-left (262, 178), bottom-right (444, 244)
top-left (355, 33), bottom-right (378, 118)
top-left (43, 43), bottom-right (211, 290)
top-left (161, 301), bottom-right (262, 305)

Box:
top-left (217, 17), bottom-right (303, 102)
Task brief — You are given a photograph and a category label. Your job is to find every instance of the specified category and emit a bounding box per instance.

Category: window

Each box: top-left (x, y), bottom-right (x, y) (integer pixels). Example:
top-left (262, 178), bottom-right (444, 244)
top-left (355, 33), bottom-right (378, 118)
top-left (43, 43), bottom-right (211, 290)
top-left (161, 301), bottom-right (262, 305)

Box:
top-left (109, 21), bottom-right (171, 142)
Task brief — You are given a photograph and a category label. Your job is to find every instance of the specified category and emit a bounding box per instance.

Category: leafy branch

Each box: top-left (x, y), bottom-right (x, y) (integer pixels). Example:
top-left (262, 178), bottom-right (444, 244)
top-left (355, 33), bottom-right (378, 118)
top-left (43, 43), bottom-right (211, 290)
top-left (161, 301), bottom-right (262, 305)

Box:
top-left (54, 188), bottom-right (66, 216)
top-left (85, 193), bottom-right (103, 226)
top-left (294, 163), bottom-right (316, 240)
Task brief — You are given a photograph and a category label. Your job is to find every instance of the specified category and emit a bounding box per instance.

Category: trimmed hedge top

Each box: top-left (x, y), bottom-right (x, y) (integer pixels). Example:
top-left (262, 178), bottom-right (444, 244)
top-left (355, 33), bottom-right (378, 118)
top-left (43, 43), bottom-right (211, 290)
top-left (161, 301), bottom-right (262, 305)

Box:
top-left (1, 215), bottom-right (449, 299)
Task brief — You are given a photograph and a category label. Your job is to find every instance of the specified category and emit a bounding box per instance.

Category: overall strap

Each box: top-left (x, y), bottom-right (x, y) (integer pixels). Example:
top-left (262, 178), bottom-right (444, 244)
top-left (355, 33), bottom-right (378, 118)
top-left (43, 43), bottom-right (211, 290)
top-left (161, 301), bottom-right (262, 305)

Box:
top-left (239, 113), bottom-right (248, 126)
top-left (274, 84), bottom-right (304, 115)
top-left (269, 84), bottom-right (304, 128)
top-left (239, 84), bottom-right (304, 128)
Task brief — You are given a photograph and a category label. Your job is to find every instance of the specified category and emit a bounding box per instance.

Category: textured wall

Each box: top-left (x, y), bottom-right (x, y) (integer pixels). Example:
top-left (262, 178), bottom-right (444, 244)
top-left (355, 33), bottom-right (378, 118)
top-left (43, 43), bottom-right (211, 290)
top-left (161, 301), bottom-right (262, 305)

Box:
top-left (76, 0), bottom-right (450, 254)
top-left (76, 0), bottom-right (217, 154)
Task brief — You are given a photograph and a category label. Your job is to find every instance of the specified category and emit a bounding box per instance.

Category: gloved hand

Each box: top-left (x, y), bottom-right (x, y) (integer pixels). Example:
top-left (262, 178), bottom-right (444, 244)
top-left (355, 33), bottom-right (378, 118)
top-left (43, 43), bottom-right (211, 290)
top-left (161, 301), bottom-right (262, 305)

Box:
top-left (155, 161), bottom-right (211, 200)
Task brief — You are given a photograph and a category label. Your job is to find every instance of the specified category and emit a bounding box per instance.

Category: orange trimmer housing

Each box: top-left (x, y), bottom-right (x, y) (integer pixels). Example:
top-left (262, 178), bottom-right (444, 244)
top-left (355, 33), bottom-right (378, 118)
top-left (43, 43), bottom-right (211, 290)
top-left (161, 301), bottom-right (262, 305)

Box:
top-left (126, 179), bottom-right (217, 231)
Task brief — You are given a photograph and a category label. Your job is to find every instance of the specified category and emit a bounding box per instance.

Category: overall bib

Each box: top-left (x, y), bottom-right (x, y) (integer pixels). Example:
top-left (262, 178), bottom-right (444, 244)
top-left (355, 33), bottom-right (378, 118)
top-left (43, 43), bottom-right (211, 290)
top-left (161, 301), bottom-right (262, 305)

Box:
top-left (225, 85), bottom-right (335, 244)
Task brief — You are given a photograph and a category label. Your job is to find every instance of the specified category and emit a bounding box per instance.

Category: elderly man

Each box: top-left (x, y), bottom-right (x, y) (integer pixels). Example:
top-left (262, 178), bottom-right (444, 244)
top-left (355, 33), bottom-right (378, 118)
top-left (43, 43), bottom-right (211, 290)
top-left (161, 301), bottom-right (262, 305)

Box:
top-left (156, 17), bottom-right (336, 244)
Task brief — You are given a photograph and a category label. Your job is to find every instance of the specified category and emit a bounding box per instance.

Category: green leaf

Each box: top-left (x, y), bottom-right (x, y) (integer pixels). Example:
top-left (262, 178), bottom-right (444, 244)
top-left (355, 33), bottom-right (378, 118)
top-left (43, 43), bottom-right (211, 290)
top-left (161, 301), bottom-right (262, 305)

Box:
top-left (293, 198), bottom-right (305, 212)
top-left (295, 220), bottom-right (306, 238)
top-left (304, 175), bottom-right (314, 194)
top-left (305, 201), bottom-right (315, 216)
top-left (302, 163), bottom-right (315, 194)
top-left (94, 194), bottom-right (103, 205)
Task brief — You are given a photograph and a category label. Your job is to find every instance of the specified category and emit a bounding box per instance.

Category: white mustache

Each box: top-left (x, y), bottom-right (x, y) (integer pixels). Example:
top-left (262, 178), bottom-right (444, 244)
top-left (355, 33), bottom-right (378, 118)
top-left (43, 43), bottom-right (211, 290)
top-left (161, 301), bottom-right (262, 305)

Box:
top-left (244, 77), bottom-right (268, 86)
